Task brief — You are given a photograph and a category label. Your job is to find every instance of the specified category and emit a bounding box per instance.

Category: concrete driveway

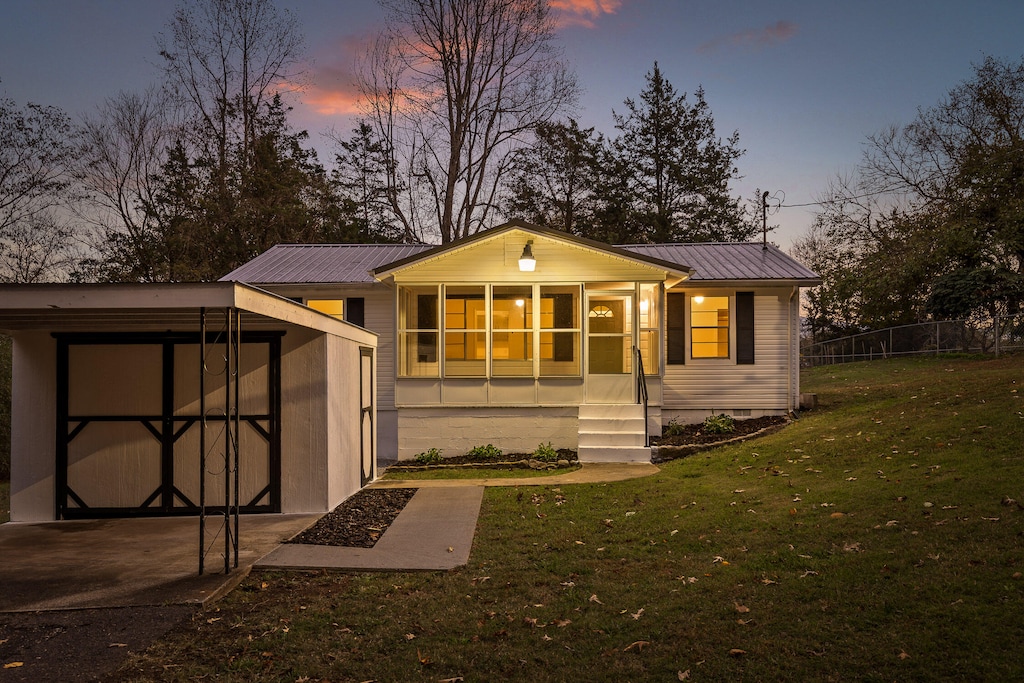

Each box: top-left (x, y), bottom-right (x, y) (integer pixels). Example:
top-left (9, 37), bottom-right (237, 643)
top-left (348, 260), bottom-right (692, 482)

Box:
top-left (0, 514), bottom-right (319, 612)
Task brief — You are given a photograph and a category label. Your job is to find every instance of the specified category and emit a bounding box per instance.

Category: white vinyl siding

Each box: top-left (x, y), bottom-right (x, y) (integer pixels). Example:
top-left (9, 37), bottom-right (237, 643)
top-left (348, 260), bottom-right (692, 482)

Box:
top-left (662, 288), bottom-right (793, 411)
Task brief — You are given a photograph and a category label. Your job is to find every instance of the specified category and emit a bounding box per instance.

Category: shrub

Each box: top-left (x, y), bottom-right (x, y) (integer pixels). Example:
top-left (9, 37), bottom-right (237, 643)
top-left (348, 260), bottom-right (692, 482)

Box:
top-left (663, 418), bottom-right (687, 437)
top-left (532, 442), bottom-right (558, 462)
top-left (702, 413), bottom-right (735, 434)
top-left (467, 444), bottom-right (502, 460)
top-left (414, 447), bottom-right (443, 465)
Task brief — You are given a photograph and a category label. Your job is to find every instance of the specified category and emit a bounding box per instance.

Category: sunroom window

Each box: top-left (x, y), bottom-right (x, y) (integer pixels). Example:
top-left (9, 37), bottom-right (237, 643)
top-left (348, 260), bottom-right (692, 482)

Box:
top-left (444, 286), bottom-right (486, 376)
top-left (397, 284), bottom-right (582, 378)
top-left (398, 286), bottom-right (438, 376)
top-left (540, 286), bottom-right (580, 376)
top-left (638, 284), bottom-right (660, 373)
top-left (492, 286), bottom-right (533, 376)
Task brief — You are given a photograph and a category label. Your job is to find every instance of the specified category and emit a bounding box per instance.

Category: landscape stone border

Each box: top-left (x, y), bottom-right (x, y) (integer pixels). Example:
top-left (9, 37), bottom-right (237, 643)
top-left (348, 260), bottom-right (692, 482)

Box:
top-left (651, 419), bottom-right (791, 463)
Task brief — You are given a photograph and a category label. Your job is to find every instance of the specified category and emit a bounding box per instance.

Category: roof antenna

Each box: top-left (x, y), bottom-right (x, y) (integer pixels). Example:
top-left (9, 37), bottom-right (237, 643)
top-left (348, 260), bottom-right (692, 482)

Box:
top-left (761, 190), bottom-right (770, 251)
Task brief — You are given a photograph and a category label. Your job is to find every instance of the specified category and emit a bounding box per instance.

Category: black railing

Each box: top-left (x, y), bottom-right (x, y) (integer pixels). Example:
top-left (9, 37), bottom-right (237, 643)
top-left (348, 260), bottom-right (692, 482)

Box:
top-left (633, 345), bottom-right (649, 446)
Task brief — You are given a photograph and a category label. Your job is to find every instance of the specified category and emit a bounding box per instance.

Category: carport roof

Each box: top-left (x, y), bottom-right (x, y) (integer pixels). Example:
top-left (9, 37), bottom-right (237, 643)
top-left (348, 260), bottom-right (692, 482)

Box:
top-left (0, 281), bottom-right (376, 340)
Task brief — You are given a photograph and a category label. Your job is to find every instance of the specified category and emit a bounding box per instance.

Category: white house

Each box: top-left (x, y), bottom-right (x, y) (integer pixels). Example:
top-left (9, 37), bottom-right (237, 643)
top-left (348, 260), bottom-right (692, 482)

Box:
top-left (223, 220), bottom-right (820, 462)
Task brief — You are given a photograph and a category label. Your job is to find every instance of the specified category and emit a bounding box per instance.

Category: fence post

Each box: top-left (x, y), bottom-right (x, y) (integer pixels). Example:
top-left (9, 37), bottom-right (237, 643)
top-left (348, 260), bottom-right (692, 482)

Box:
top-left (994, 315), bottom-right (1001, 357)
top-left (935, 321), bottom-right (939, 356)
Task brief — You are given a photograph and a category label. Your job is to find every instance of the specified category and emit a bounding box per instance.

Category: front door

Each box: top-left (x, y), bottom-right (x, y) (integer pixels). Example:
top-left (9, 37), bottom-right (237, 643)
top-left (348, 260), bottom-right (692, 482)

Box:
top-left (585, 291), bottom-right (634, 403)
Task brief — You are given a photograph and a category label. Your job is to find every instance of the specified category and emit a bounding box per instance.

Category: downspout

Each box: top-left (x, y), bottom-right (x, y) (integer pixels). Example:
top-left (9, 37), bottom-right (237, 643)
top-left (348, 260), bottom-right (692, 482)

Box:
top-left (788, 286), bottom-right (798, 416)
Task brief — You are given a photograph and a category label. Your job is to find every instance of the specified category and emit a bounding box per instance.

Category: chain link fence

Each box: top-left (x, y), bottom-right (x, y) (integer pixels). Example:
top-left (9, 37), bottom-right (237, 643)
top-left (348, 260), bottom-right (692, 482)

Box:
top-left (802, 315), bottom-right (1024, 367)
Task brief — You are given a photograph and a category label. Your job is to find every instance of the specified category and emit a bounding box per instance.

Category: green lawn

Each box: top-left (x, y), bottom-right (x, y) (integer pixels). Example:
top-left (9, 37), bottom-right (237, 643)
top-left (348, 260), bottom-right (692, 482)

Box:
top-left (114, 355), bottom-right (1024, 682)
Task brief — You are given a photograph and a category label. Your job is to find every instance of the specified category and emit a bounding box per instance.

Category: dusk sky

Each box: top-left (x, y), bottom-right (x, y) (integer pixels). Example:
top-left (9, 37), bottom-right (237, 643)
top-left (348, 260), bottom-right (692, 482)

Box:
top-left (2, 0), bottom-right (1023, 248)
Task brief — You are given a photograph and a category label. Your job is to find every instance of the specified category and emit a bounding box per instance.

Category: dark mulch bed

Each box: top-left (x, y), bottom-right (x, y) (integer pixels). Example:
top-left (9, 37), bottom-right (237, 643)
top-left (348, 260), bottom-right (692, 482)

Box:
top-left (388, 448), bottom-right (578, 470)
top-left (651, 415), bottom-right (788, 446)
top-left (286, 487), bottom-right (417, 548)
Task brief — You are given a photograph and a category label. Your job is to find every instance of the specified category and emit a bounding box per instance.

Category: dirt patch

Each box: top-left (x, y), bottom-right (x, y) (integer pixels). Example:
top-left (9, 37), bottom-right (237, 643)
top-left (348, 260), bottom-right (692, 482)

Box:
top-left (0, 606), bottom-right (192, 683)
top-left (285, 487), bottom-right (417, 548)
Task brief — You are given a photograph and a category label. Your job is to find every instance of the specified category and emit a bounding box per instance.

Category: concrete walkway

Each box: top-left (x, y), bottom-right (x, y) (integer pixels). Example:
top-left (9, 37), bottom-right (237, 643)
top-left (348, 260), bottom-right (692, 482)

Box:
top-left (256, 462), bottom-right (660, 572)
top-left (257, 486), bottom-right (485, 571)
top-left (369, 461), bottom-right (660, 489)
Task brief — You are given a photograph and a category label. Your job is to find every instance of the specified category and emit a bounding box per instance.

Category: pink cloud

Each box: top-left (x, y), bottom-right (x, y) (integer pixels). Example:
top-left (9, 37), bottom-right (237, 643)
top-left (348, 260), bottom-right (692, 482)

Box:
top-left (698, 20), bottom-right (799, 54)
top-left (550, 0), bottom-right (622, 29)
top-left (297, 34), bottom-right (372, 116)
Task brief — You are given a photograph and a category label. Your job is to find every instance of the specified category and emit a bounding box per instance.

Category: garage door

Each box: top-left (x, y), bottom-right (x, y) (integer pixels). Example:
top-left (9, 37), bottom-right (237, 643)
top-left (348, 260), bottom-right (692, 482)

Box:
top-left (55, 332), bottom-right (282, 519)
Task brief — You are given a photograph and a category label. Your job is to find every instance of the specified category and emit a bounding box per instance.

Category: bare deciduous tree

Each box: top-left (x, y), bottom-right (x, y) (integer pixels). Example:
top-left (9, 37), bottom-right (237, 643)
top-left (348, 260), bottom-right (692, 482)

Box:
top-left (78, 88), bottom-right (179, 280)
top-left (0, 97), bottom-right (81, 282)
top-left (158, 0), bottom-right (305, 174)
top-left (358, 0), bottom-right (578, 243)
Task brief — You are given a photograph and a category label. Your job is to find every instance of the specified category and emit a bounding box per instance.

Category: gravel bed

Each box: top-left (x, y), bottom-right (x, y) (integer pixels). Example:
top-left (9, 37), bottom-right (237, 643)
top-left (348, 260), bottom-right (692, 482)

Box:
top-left (286, 488), bottom-right (417, 548)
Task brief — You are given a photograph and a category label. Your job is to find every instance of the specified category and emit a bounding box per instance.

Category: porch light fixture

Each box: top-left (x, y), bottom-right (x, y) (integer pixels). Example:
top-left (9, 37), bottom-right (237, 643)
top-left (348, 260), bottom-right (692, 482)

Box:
top-left (693, 295), bottom-right (705, 304)
top-left (518, 240), bottom-right (536, 272)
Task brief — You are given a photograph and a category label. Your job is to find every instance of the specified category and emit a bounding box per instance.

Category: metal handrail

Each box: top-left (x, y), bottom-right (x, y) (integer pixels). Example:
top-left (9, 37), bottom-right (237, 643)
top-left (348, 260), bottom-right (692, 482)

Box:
top-left (633, 345), bottom-right (649, 446)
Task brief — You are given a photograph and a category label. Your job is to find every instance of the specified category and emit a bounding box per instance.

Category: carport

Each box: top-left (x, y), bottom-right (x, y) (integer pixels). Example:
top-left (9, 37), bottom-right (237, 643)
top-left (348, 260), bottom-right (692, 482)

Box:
top-left (0, 282), bottom-right (377, 573)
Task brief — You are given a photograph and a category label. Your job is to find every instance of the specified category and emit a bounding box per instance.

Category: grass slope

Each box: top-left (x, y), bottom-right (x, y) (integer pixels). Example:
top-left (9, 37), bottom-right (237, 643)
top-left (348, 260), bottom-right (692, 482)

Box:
top-left (114, 356), bottom-right (1024, 682)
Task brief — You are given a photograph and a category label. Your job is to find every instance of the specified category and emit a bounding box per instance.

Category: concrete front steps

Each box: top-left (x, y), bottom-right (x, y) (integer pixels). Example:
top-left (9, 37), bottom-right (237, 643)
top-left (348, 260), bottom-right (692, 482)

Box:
top-left (577, 404), bottom-right (652, 462)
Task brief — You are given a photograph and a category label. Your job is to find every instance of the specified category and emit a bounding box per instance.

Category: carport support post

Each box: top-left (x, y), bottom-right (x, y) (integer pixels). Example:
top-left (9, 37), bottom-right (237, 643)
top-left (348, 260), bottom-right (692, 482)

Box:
top-left (199, 308), bottom-right (207, 575)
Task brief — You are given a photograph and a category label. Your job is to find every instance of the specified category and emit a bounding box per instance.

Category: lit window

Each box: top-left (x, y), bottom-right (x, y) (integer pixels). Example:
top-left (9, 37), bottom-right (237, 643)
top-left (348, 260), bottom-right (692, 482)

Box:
top-left (540, 286), bottom-right (579, 376)
top-left (306, 299), bottom-right (344, 318)
top-left (638, 284), bottom-right (660, 374)
top-left (444, 286), bottom-right (486, 376)
top-left (691, 295), bottom-right (729, 358)
top-left (398, 287), bottom-right (438, 377)
top-left (492, 286), bottom-right (533, 376)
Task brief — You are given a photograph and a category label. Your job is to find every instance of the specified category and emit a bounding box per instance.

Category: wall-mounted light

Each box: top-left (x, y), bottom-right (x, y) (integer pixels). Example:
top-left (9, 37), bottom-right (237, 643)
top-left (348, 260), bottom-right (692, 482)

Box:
top-left (518, 240), bottom-right (536, 272)
top-left (693, 295), bottom-right (705, 305)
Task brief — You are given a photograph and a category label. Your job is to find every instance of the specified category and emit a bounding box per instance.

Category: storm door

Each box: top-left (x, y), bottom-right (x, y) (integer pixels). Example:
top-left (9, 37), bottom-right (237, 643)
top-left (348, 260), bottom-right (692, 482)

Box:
top-left (584, 291), bottom-right (634, 403)
top-left (55, 332), bottom-right (281, 519)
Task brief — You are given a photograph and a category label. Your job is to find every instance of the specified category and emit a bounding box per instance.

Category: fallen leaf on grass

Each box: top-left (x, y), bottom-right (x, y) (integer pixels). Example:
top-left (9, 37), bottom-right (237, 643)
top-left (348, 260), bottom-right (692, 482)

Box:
top-left (729, 648), bottom-right (747, 657)
top-left (108, 643), bottom-right (128, 648)
top-left (404, 633), bottom-right (416, 640)
top-left (554, 618), bottom-right (572, 627)
top-left (630, 608), bottom-right (645, 620)
top-left (737, 618), bottom-right (754, 625)
top-left (899, 650), bottom-right (911, 660)
top-left (439, 677), bottom-right (464, 682)
top-left (589, 594), bottom-right (603, 604)
top-left (3, 663), bottom-right (24, 669)
top-left (678, 670), bottom-right (691, 680)
top-left (734, 603), bottom-right (750, 613)
top-left (623, 641), bottom-right (650, 652)
top-left (417, 648), bottom-right (432, 665)
top-left (447, 546), bottom-right (455, 553)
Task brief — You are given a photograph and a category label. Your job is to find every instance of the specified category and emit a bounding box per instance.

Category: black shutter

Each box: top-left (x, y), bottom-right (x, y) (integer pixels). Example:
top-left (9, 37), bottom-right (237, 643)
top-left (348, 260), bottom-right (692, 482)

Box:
top-left (736, 292), bottom-right (755, 365)
top-left (346, 297), bottom-right (365, 327)
top-left (667, 292), bottom-right (685, 364)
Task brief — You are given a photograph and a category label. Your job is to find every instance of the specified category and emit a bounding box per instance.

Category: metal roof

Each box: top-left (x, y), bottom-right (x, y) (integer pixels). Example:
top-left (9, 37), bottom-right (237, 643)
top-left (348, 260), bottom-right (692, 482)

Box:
top-left (220, 244), bottom-right (432, 284)
top-left (619, 243), bottom-right (820, 283)
top-left (219, 236), bottom-right (818, 286)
